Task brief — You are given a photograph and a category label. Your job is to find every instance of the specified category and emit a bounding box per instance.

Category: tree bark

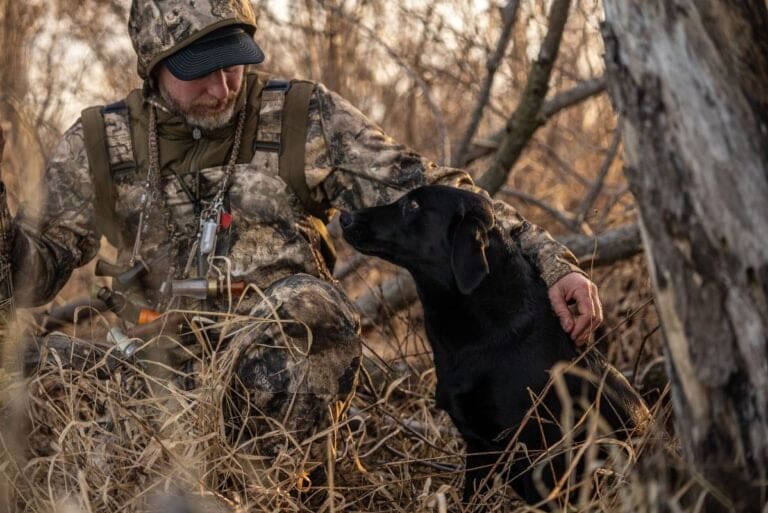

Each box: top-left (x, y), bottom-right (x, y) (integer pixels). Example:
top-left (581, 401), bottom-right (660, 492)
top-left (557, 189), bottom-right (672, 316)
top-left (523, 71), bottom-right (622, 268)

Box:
top-left (602, 2), bottom-right (768, 510)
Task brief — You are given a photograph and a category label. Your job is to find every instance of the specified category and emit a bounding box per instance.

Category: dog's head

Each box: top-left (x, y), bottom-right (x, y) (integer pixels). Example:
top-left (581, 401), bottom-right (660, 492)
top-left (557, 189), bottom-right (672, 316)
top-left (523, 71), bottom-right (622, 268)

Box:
top-left (340, 185), bottom-right (496, 294)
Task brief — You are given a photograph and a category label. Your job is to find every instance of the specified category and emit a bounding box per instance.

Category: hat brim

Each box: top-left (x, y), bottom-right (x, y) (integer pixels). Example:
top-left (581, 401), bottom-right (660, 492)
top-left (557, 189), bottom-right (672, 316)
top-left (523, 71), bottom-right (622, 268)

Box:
top-left (165, 27), bottom-right (265, 81)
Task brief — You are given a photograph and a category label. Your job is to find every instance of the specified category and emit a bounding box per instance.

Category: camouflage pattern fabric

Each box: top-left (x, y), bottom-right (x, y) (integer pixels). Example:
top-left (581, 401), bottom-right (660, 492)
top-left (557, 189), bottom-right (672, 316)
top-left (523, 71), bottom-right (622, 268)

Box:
top-left (223, 273), bottom-right (361, 457)
top-left (104, 110), bottom-right (135, 170)
top-left (128, 0), bottom-right (258, 78)
top-left (21, 273), bottom-right (361, 504)
top-left (11, 74), bottom-right (580, 308)
top-left (11, 69), bottom-right (581, 456)
top-left (11, 6), bottom-right (582, 501)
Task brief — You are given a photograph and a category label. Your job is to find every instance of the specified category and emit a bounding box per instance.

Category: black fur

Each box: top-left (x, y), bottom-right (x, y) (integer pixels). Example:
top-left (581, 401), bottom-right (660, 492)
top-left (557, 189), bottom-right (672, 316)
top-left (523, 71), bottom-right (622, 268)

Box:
top-left (341, 185), bottom-right (649, 506)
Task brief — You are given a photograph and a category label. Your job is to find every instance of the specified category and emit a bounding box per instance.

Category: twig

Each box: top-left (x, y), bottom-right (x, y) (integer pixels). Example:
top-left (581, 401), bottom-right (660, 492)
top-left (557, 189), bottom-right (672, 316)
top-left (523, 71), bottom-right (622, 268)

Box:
top-left (574, 129), bottom-right (622, 225)
top-left (632, 324), bottom-right (661, 387)
top-left (384, 445), bottom-right (460, 473)
top-left (451, 0), bottom-right (521, 167)
top-left (463, 76), bottom-right (605, 166)
top-left (558, 222), bottom-right (642, 267)
top-left (476, 0), bottom-right (573, 194)
top-left (542, 76), bottom-right (606, 117)
top-left (377, 405), bottom-right (461, 458)
top-left (318, 0), bottom-right (451, 164)
top-left (499, 187), bottom-right (581, 232)
top-left (531, 138), bottom-right (592, 187)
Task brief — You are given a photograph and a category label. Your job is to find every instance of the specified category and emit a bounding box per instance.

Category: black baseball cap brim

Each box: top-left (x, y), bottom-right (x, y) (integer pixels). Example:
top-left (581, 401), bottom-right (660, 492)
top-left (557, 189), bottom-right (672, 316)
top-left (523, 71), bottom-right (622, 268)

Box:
top-left (164, 26), bottom-right (265, 81)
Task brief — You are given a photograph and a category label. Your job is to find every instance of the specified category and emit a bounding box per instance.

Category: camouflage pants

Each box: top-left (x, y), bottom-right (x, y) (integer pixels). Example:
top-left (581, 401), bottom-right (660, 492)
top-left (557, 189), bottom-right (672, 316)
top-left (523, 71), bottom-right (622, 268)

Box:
top-left (19, 274), bottom-right (361, 508)
top-left (210, 273), bottom-right (362, 456)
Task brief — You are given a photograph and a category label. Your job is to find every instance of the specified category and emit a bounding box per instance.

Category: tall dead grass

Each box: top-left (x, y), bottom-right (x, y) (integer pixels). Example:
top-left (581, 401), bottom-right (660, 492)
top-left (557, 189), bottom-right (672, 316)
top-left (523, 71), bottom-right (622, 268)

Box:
top-left (0, 290), bottom-right (691, 513)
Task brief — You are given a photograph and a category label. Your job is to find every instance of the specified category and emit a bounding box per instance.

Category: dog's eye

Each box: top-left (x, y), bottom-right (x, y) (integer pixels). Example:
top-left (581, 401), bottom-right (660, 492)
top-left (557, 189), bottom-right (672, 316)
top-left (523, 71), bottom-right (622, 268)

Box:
top-left (403, 199), bottom-right (420, 217)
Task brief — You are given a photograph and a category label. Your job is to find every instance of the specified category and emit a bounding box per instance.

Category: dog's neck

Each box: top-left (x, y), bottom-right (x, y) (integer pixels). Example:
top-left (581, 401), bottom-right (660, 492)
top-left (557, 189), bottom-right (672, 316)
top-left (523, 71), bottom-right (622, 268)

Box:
top-left (413, 228), bottom-right (556, 351)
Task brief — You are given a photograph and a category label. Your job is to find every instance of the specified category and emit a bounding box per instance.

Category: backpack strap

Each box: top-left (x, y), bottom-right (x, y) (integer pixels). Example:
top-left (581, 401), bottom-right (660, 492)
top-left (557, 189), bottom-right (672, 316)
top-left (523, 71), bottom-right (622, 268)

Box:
top-left (85, 80), bottom-right (336, 268)
top-left (253, 79), bottom-right (330, 222)
top-left (252, 79), bottom-right (336, 270)
top-left (280, 80), bottom-right (330, 221)
top-left (81, 103), bottom-right (126, 245)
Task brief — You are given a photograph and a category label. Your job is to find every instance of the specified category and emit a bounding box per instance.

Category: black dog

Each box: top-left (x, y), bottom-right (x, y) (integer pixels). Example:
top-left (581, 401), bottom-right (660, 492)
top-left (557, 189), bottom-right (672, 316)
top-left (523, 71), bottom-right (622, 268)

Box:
top-left (341, 185), bottom-right (649, 505)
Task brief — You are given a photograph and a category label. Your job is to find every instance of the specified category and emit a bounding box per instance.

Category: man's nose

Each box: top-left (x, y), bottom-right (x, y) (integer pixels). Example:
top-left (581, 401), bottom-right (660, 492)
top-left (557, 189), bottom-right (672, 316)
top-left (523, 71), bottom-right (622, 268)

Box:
top-left (204, 69), bottom-right (229, 100)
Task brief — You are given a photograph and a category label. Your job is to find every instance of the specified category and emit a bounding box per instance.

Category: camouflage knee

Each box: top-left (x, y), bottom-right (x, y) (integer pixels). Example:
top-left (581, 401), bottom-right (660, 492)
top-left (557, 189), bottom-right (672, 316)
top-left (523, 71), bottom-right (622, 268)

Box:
top-left (224, 274), bottom-right (361, 454)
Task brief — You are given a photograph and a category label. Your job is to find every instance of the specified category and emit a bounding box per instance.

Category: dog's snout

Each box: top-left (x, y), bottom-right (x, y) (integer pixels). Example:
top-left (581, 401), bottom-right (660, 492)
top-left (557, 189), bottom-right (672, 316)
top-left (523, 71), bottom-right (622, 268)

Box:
top-left (339, 211), bottom-right (355, 229)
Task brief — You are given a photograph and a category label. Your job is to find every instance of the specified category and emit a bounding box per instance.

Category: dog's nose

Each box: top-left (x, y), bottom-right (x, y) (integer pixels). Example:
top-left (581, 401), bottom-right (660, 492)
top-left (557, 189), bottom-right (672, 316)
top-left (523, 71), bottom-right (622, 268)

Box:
top-left (339, 211), bottom-right (354, 229)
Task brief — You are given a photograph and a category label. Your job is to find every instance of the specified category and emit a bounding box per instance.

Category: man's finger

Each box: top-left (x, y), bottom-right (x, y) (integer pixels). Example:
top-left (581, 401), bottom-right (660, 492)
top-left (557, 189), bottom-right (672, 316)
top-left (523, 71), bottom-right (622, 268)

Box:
top-left (548, 286), bottom-right (574, 333)
top-left (570, 287), bottom-right (595, 344)
top-left (571, 311), bottom-right (591, 343)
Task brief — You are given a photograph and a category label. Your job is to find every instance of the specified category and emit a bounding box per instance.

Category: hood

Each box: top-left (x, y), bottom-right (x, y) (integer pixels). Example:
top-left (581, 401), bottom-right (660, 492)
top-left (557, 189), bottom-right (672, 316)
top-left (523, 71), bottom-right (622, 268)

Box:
top-left (129, 0), bottom-right (258, 79)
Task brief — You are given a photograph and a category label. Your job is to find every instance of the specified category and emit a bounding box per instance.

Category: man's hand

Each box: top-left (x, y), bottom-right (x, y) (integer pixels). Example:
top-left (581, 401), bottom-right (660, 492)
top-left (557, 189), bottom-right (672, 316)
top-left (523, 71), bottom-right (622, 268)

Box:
top-left (548, 272), bottom-right (603, 345)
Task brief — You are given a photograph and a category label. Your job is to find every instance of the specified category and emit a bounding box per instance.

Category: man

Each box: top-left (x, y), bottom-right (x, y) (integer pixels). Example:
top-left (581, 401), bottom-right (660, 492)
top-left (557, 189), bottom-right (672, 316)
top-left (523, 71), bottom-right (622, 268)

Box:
top-left (13, 0), bottom-right (601, 485)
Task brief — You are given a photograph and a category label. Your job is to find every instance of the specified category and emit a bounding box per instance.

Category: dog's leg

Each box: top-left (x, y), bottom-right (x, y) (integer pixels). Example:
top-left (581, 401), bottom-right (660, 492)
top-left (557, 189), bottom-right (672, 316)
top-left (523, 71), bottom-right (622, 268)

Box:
top-left (462, 445), bottom-right (499, 508)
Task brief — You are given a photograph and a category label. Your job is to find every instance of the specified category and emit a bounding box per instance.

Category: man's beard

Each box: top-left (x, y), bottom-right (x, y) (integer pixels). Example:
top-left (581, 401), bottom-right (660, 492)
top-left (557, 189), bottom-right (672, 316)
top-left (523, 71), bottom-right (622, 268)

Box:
top-left (159, 85), bottom-right (239, 130)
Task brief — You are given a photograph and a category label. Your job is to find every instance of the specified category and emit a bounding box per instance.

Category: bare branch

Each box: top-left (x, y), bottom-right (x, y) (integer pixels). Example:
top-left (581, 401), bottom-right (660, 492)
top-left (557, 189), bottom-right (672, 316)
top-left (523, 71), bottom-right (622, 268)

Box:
top-left (463, 76), bottom-right (605, 165)
top-left (499, 187), bottom-right (581, 232)
top-left (573, 129), bottom-right (621, 225)
top-left (476, 0), bottom-right (572, 194)
top-left (559, 222), bottom-right (642, 267)
top-left (355, 271), bottom-right (418, 328)
top-left (318, 0), bottom-right (451, 164)
top-left (542, 75), bottom-right (606, 117)
top-left (451, 0), bottom-right (521, 167)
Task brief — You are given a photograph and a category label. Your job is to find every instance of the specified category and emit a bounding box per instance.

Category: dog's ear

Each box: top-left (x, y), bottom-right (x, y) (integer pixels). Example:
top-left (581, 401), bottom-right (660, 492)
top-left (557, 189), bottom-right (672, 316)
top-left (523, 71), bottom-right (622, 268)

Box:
top-left (450, 215), bottom-right (490, 294)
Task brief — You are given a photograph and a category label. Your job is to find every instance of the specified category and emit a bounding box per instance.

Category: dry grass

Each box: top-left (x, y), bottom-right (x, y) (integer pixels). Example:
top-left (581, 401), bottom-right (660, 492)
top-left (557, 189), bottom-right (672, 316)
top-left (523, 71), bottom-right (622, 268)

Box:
top-left (0, 287), bottom-right (695, 513)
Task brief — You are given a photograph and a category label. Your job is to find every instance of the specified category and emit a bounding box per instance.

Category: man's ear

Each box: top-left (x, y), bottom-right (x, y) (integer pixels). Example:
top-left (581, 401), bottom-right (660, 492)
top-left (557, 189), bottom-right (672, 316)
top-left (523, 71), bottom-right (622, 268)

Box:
top-left (450, 216), bottom-right (490, 294)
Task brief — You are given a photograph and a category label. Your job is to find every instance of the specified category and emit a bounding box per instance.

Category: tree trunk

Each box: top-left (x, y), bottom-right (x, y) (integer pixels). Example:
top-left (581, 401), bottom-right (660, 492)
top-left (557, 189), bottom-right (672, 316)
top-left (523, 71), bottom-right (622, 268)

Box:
top-left (602, 2), bottom-right (768, 511)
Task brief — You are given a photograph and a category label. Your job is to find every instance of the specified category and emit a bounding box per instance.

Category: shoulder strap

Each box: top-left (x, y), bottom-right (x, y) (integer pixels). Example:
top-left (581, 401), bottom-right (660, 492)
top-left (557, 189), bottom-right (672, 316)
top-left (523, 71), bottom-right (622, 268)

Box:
top-left (252, 78), bottom-right (336, 270)
top-left (281, 81), bottom-right (336, 268)
top-left (253, 79), bottom-right (329, 222)
top-left (81, 105), bottom-right (120, 244)
top-left (279, 80), bottom-right (329, 221)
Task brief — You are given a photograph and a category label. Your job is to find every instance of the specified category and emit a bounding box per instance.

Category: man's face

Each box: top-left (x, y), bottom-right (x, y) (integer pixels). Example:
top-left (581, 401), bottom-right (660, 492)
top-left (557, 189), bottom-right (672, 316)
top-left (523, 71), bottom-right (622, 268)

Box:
top-left (157, 64), bottom-right (245, 130)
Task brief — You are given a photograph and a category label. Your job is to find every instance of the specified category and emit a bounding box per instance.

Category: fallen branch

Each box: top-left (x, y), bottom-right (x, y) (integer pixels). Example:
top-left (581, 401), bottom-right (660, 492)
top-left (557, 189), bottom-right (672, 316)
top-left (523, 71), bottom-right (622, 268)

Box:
top-left (559, 222), bottom-right (642, 267)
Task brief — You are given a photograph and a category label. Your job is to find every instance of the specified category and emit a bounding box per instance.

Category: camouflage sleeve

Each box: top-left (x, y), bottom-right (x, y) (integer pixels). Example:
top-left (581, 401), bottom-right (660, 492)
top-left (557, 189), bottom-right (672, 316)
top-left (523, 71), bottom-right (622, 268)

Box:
top-left (304, 83), bottom-right (582, 288)
top-left (10, 120), bottom-right (101, 306)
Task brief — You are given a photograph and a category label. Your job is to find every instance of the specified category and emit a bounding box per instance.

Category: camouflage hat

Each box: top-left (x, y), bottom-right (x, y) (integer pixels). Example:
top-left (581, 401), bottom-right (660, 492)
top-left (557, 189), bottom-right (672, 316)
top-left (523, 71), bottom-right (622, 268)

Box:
top-left (164, 26), bottom-right (264, 80)
top-left (128, 0), bottom-right (259, 79)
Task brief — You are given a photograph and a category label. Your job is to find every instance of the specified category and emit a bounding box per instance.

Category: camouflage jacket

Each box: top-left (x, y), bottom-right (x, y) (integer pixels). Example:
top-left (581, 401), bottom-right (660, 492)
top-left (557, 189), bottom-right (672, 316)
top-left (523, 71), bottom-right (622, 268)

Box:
top-left (10, 73), bottom-right (582, 309)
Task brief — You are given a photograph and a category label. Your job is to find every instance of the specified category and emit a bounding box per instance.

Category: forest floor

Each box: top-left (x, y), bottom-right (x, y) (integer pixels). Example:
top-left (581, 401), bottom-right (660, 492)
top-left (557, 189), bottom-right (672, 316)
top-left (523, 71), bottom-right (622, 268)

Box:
top-left (0, 253), bottom-right (703, 512)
